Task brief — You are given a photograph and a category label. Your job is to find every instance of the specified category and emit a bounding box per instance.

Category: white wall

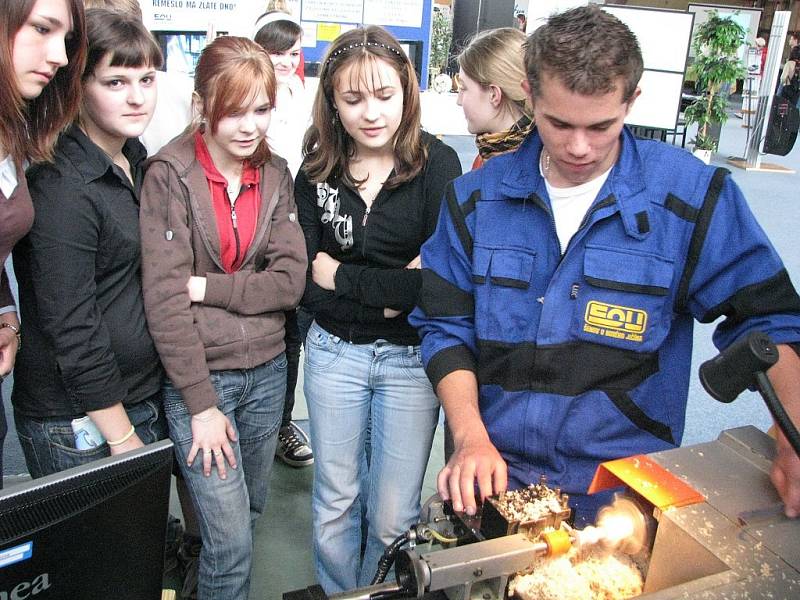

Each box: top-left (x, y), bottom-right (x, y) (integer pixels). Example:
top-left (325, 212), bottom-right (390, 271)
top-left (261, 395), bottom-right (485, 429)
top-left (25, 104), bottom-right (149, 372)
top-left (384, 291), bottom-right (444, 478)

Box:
top-left (526, 0), bottom-right (589, 33)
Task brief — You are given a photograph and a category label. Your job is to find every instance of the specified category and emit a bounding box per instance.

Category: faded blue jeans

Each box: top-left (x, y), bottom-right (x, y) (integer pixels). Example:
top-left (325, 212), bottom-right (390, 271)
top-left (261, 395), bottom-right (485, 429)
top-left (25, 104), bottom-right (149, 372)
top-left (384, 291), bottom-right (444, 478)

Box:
top-left (304, 321), bottom-right (439, 593)
top-left (163, 355), bottom-right (286, 600)
top-left (15, 394), bottom-right (166, 479)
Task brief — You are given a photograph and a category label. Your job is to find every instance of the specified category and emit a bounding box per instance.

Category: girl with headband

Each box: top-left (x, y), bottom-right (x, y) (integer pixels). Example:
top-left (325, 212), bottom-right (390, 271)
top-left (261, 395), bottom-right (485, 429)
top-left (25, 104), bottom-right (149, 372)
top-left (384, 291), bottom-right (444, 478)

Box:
top-left (295, 25), bottom-right (462, 592)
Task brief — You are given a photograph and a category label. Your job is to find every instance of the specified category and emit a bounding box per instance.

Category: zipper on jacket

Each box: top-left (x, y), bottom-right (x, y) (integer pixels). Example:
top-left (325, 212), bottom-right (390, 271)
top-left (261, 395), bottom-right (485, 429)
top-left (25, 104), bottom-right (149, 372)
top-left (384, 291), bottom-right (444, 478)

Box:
top-left (239, 321), bottom-right (249, 366)
top-left (228, 187), bottom-right (241, 266)
top-left (361, 206), bottom-right (371, 254)
top-left (542, 203), bottom-right (562, 261)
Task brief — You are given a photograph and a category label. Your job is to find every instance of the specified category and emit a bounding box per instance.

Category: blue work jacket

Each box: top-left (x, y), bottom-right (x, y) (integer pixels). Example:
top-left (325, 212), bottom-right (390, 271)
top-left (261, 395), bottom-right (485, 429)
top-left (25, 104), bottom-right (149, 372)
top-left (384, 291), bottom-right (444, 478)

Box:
top-left (409, 128), bottom-right (800, 522)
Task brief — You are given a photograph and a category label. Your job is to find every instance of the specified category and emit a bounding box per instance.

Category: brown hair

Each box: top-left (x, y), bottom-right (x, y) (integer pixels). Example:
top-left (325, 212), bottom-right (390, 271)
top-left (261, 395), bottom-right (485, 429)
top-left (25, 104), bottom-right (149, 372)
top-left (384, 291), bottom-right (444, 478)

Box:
top-left (192, 36), bottom-right (277, 169)
top-left (254, 17), bottom-right (302, 54)
top-left (83, 0), bottom-right (142, 20)
top-left (302, 26), bottom-right (425, 189)
top-left (83, 8), bottom-right (162, 81)
top-left (458, 27), bottom-right (531, 119)
top-left (0, 0), bottom-right (87, 164)
top-left (524, 5), bottom-right (643, 103)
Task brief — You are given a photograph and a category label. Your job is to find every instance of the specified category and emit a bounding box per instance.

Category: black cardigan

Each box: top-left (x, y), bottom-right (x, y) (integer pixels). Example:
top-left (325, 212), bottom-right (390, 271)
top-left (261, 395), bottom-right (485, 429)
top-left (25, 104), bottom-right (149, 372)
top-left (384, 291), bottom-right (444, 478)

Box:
top-left (296, 132), bottom-right (462, 345)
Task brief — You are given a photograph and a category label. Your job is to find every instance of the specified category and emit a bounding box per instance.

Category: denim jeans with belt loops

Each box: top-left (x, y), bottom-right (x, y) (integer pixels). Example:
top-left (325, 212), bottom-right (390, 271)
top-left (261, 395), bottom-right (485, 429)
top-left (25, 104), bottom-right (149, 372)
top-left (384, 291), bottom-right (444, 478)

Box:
top-left (304, 321), bottom-right (439, 593)
top-left (163, 355), bottom-right (286, 600)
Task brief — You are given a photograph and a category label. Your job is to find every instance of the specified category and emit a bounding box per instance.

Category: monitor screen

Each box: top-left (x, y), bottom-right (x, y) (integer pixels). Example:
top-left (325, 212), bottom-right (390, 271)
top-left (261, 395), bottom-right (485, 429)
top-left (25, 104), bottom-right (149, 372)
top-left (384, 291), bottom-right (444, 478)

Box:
top-left (0, 440), bottom-right (174, 599)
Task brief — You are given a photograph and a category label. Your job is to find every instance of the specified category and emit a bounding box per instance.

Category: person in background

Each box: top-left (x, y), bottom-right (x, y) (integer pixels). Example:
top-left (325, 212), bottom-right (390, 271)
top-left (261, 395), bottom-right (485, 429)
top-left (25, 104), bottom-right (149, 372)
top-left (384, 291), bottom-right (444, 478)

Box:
top-left (779, 36), bottom-right (800, 107)
top-left (296, 26), bottom-right (462, 592)
top-left (140, 36), bottom-right (307, 600)
top-left (0, 0), bottom-right (85, 487)
top-left (13, 8), bottom-right (163, 476)
top-left (255, 15), bottom-right (308, 177)
top-left (410, 5), bottom-right (800, 526)
top-left (755, 37), bottom-right (767, 76)
top-left (516, 12), bottom-right (527, 33)
top-left (84, 0), bottom-right (136, 11)
top-left (254, 15), bottom-right (314, 469)
top-left (457, 28), bottom-right (533, 170)
top-left (254, 9), bottom-right (305, 83)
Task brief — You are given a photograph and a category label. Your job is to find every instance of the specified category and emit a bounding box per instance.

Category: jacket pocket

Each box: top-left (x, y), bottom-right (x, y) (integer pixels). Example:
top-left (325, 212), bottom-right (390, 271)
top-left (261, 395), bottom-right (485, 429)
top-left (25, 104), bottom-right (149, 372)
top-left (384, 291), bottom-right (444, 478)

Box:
top-left (192, 305), bottom-right (244, 349)
top-left (472, 245), bottom-right (537, 340)
top-left (572, 245), bottom-right (674, 352)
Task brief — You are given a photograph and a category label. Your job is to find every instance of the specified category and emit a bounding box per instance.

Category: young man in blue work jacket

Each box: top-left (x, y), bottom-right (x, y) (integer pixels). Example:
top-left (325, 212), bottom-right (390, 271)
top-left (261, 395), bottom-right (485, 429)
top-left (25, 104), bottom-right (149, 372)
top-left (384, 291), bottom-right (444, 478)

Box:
top-left (409, 5), bottom-right (800, 525)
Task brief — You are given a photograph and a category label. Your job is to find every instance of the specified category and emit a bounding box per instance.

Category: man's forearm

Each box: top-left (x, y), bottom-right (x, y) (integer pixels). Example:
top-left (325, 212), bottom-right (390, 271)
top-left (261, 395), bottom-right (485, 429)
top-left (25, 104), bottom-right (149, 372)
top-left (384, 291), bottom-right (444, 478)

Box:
top-left (768, 344), bottom-right (800, 426)
top-left (437, 369), bottom-right (490, 446)
top-left (436, 368), bottom-right (508, 512)
top-left (767, 343), bottom-right (800, 517)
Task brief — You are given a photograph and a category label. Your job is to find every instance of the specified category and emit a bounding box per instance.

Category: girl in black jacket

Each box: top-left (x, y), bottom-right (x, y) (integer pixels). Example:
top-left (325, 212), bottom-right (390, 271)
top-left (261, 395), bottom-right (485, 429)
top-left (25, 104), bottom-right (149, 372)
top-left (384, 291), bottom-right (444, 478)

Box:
top-left (295, 26), bottom-right (462, 593)
top-left (13, 9), bottom-right (165, 476)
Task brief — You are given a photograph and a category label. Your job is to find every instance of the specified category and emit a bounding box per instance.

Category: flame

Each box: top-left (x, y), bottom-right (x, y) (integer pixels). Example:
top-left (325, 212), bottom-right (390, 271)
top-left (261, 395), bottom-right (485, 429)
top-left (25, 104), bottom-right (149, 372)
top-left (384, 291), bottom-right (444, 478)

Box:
top-left (596, 509), bottom-right (636, 550)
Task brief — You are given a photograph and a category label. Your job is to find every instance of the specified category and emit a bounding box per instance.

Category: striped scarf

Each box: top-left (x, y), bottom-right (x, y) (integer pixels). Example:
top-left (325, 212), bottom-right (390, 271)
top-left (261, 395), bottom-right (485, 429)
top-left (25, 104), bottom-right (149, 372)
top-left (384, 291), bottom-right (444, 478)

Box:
top-left (475, 115), bottom-right (535, 161)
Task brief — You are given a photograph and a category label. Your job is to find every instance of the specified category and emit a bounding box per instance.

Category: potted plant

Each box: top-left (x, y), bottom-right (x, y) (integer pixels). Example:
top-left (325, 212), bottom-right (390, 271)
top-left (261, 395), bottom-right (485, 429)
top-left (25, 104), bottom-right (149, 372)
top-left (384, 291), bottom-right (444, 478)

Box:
top-left (429, 6), bottom-right (453, 92)
top-left (683, 11), bottom-right (747, 163)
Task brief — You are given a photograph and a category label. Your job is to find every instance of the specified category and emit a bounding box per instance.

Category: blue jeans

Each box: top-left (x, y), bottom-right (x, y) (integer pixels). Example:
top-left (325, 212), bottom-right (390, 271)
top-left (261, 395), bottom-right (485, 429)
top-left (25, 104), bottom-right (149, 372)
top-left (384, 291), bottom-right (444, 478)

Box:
top-left (14, 394), bottom-right (166, 479)
top-left (304, 322), bottom-right (439, 592)
top-left (163, 356), bottom-right (286, 600)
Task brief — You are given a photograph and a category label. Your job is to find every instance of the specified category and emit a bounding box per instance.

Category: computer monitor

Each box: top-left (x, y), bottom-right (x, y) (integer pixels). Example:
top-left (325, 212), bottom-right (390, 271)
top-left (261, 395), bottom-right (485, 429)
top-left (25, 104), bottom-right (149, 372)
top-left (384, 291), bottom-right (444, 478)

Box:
top-left (0, 440), bottom-right (174, 599)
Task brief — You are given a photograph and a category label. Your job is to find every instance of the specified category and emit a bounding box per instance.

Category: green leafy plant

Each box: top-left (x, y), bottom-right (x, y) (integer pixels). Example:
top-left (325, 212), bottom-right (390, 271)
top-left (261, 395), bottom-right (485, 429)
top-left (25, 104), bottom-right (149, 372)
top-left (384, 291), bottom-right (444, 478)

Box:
top-left (429, 7), bottom-right (453, 80)
top-left (684, 11), bottom-right (747, 151)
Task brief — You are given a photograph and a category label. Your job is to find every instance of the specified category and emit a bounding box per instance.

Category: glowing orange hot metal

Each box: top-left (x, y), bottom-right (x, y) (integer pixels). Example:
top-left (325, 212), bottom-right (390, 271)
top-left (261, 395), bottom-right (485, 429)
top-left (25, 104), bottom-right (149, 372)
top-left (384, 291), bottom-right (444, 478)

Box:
top-left (588, 454), bottom-right (705, 510)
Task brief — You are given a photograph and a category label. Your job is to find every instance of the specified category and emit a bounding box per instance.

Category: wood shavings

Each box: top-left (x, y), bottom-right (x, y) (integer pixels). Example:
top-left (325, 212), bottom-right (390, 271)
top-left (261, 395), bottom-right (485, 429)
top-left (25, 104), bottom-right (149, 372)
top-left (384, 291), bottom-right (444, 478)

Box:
top-left (509, 549), bottom-right (643, 600)
top-left (492, 484), bottom-right (566, 522)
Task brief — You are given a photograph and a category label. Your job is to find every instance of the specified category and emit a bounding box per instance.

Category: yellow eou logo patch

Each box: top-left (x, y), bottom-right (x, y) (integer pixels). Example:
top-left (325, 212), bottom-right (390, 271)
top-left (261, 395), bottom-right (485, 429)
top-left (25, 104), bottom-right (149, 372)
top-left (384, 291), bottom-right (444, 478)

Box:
top-left (584, 301), bottom-right (647, 342)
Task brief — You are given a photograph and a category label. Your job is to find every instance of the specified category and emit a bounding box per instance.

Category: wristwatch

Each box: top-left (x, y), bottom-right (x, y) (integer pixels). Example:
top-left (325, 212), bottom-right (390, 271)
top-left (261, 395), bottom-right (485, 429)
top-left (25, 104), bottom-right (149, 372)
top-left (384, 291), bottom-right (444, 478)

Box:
top-left (1, 322), bottom-right (21, 350)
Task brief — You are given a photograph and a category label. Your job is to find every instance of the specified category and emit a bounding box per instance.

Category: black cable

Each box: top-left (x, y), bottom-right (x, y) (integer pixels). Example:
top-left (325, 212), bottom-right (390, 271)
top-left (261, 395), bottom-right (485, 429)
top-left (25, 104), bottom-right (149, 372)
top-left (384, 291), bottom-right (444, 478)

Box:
top-left (371, 531), bottom-right (411, 585)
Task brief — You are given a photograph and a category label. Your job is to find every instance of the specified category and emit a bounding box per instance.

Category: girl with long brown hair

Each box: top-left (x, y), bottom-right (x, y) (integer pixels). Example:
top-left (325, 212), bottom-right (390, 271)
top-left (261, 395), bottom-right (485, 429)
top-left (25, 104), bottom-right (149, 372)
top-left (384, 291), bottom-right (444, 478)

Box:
top-left (0, 0), bottom-right (85, 485)
top-left (296, 26), bottom-right (462, 592)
